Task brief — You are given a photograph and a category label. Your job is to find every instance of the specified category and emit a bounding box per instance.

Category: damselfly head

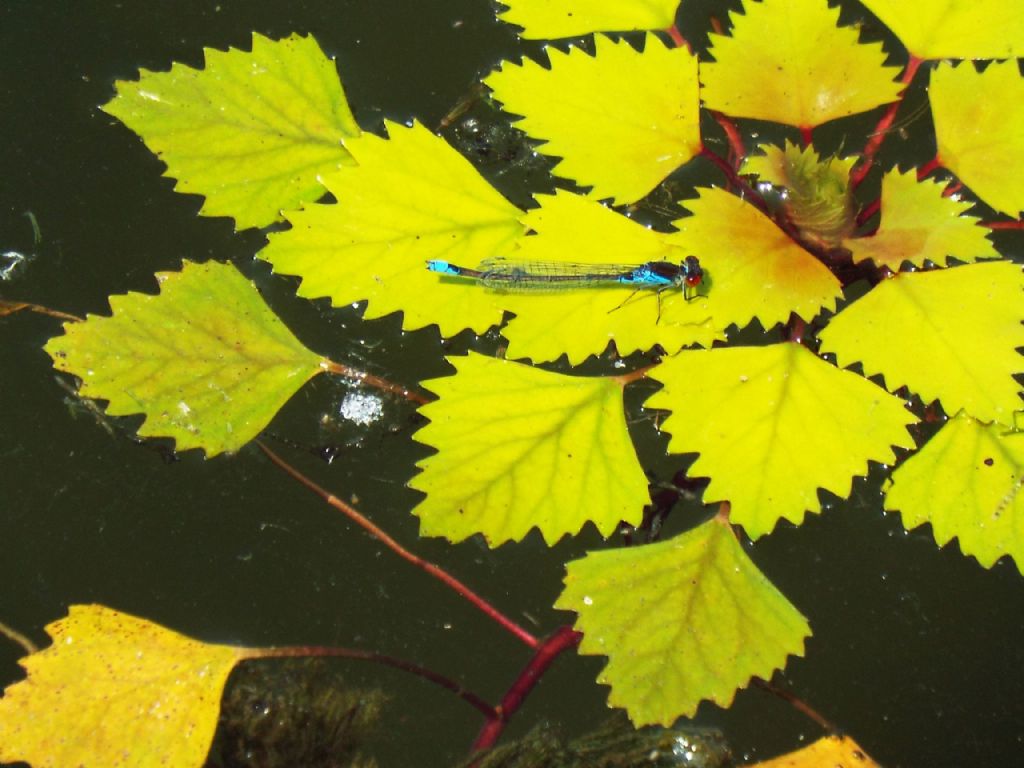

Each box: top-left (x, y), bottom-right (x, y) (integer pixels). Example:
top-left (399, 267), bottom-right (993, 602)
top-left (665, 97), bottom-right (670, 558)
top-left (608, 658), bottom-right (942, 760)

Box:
top-left (682, 255), bottom-right (704, 288)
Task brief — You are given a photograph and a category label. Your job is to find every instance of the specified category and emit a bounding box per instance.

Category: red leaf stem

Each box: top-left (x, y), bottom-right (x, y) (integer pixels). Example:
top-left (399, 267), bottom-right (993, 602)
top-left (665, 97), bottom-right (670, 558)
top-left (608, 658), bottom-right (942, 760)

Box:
top-left (851, 56), bottom-right (924, 189)
top-left (469, 625), bottom-right (583, 755)
top-left (256, 440), bottom-right (540, 649)
top-left (710, 110), bottom-right (746, 166)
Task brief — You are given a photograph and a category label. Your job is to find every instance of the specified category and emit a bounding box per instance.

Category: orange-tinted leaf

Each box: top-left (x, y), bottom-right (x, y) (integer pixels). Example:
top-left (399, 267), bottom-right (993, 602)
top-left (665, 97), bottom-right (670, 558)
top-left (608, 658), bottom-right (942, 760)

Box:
top-left (0, 605), bottom-right (253, 768)
top-left (667, 188), bottom-right (842, 331)
top-left (845, 168), bottom-right (999, 270)
top-left (748, 734), bottom-right (881, 768)
top-left (701, 0), bottom-right (903, 128)
top-left (931, 61), bottom-right (1024, 218)
top-left (861, 0), bottom-right (1024, 60)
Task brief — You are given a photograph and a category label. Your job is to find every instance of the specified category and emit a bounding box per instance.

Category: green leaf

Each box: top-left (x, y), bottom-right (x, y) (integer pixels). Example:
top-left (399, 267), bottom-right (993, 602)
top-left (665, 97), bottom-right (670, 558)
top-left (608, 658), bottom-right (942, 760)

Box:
top-left (44, 261), bottom-right (324, 456)
top-left (885, 413), bottom-right (1024, 573)
top-left (741, 141), bottom-right (857, 248)
top-left (819, 261), bottom-right (1024, 427)
top-left (496, 0), bottom-right (681, 39)
top-left (666, 188), bottom-right (843, 331)
top-left (0, 605), bottom-right (251, 768)
top-left (259, 120), bottom-right (524, 337)
top-left (102, 33), bottom-right (360, 230)
top-left (861, 0), bottom-right (1024, 60)
top-left (485, 34), bottom-right (701, 204)
top-left (410, 353), bottom-right (649, 546)
top-left (930, 61), bottom-right (1024, 218)
top-left (646, 343), bottom-right (917, 538)
top-left (556, 519), bottom-right (810, 725)
top-left (700, 0), bottom-right (903, 128)
top-left (495, 191), bottom-right (721, 365)
top-left (844, 168), bottom-right (999, 270)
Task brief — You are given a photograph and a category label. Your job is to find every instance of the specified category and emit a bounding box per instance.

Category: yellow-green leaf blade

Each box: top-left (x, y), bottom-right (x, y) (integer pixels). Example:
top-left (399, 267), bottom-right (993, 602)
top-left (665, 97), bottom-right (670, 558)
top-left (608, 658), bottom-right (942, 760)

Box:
top-left (44, 261), bottom-right (324, 456)
top-left (497, 0), bottom-right (681, 39)
top-left (495, 191), bottom-right (721, 364)
top-left (845, 168), bottom-right (999, 270)
top-left (885, 413), bottom-right (1024, 572)
top-left (819, 262), bottom-right (1024, 426)
top-left (701, 0), bottom-right (903, 128)
top-left (861, 0), bottom-right (1024, 60)
top-left (647, 344), bottom-right (917, 538)
top-left (410, 353), bottom-right (648, 546)
top-left (556, 520), bottom-right (810, 725)
top-left (667, 188), bottom-right (843, 331)
top-left (0, 605), bottom-right (251, 768)
top-left (102, 33), bottom-right (359, 230)
top-left (485, 34), bottom-right (701, 204)
top-left (259, 120), bottom-right (523, 336)
top-left (931, 61), bottom-right (1024, 218)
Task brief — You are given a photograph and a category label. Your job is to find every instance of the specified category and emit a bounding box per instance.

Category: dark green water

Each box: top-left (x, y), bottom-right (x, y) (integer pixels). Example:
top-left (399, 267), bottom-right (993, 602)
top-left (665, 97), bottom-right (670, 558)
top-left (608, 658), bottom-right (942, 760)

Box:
top-left (1, 2), bottom-right (1023, 766)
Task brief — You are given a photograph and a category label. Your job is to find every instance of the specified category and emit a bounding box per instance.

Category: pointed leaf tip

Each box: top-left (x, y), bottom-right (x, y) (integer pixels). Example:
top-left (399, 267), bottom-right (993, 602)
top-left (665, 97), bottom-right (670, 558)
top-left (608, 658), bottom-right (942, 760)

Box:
top-left (557, 520), bottom-right (810, 724)
top-left (886, 413), bottom-right (1024, 573)
top-left (102, 33), bottom-right (360, 230)
top-left (44, 261), bottom-right (324, 456)
top-left (701, 0), bottom-right (903, 127)
top-left (646, 343), bottom-right (917, 538)
top-left (259, 120), bottom-right (523, 337)
top-left (819, 261), bottom-right (1024, 427)
top-left (485, 34), bottom-right (701, 204)
top-left (410, 353), bottom-right (649, 546)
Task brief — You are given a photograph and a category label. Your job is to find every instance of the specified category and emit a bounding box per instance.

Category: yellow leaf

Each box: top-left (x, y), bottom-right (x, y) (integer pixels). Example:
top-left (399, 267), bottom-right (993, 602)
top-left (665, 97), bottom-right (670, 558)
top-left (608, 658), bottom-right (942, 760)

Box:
top-left (497, 0), bottom-right (681, 39)
top-left (44, 261), bottom-right (324, 456)
top-left (102, 33), bottom-right (359, 230)
top-left (646, 343), bottom-right (916, 538)
top-left (747, 734), bottom-right (881, 768)
top-left (0, 605), bottom-right (251, 768)
top-left (861, 0), bottom-right (1024, 60)
top-left (845, 168), bottom-right (999, 270)
top-left (491, 191), bottom-right (720, 365)
top-left (410, 353), bottom-right (649, 545)
top-left (667, 188), bottom-right (843, 331)
top-left (556, 519), bottom-right (810, 725)
top-left (259, 120), bottom-right (524, 337)
top-left (741, 141), bottom-right (857, 248)
top-left (885, 413), bottom-right (1024, 573)
top-left (819, 262), bottom-right (1024, 426)
top-left (701, 0), bottom-right (904, 128)
top-left (931, 61), bottom-right (1024, 218)
top-left (485, 34), bottom-right (701, 204)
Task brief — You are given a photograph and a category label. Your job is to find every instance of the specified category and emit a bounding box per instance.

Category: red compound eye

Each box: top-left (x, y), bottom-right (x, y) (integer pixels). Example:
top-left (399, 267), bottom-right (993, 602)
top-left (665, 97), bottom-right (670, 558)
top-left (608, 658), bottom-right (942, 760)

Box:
top-left (685, 273), bottom-right (703, 287)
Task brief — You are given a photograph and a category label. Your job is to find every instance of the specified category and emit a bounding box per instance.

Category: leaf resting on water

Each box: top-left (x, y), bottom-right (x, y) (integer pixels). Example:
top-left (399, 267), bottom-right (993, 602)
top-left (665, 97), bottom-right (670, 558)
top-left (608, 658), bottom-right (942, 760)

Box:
top-left (102, 33), bottom-right (359, 230)
top-left (0, 605), bottom-right (252, 768)
top-left (700, 0), bottom-right (903, 128)
top-left (667, 187), bottom-right (843, 332)
top-left (496, 0), bottom-right (681, 39)
top-left (485, 33), bottom-right (701, 204)
top-left (930, 61), bottom-right (1024, 218)
top-left (497, 190), bottom-right (721, 365)
top-left (259, 120), bottom-right (524, 337)
top-left (885, 412), bottom-right (1024, 573)
top-left (860, 0), bottom-right (1024, 60)
top-left (44, 261), bottom-right (324, 456)
top-left (646, 343), bottom-right (917, 539)
top-left (411, 353), bottom-right (649, 546)
top-left (843, 168), bottom-right (999, 270)
top-left (819, 261), bottom-right (1024, 427)
top-left (556, 518), bottom-right (810, 725)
